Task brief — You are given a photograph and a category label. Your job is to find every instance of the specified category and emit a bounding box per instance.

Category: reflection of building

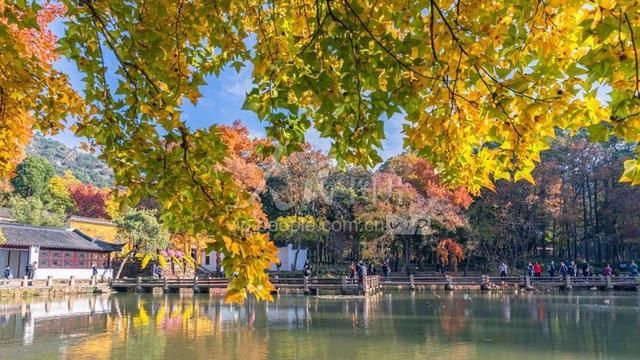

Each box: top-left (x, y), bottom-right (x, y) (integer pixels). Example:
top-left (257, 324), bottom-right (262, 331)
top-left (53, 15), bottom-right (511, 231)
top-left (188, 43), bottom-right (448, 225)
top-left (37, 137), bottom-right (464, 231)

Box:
top-left (201, 243), bottom-right (308, 272)
top-left (0, 222), bottom-right (120, 279)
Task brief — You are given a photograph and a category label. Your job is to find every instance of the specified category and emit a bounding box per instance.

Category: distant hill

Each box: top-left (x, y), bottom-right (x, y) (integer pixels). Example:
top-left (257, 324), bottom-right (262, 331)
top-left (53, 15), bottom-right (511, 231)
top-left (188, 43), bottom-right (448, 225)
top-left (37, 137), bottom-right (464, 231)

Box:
top-left (27, 135), bottom-right (114, 188)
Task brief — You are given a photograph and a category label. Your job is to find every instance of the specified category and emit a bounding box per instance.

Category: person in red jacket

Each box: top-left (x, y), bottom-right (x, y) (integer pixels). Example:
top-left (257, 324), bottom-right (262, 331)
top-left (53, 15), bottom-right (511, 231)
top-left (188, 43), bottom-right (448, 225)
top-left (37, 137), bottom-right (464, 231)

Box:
top-left (534, 262), bottom-right (543, 277)
top-left (602, 264), bottom-right (613, 276)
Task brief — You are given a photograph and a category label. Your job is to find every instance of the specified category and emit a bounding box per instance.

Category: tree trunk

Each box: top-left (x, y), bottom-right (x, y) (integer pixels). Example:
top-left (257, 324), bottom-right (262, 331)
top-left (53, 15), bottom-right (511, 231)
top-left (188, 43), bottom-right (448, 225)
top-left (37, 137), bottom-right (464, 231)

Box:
top-left (582, 178), bottom-right (589, 261)
top-left (402, 236), bottom-right (411, 275)
top-left (292, 239), bottom-right (301, 271)
top-left (115, 252), bottom-right (133, 279)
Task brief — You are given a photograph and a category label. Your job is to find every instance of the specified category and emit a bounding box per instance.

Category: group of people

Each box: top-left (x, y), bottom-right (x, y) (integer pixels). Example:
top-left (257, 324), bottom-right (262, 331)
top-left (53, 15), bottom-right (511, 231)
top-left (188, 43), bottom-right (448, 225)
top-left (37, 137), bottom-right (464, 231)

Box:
top-left (348, 261), bottom-right (367, 281)
top-left (498, 260), bottom-right (639, 278)
top-left (347, 260), bottom-right (393, 280)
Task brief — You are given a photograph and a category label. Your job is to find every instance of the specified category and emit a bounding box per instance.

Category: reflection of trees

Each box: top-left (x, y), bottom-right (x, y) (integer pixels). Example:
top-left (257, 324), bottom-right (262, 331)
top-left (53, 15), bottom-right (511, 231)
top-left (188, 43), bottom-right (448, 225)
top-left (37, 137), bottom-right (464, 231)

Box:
top-left (439, 295), bottom-right (469, 337)
top-left (2, 293), bottom-right (640, 358)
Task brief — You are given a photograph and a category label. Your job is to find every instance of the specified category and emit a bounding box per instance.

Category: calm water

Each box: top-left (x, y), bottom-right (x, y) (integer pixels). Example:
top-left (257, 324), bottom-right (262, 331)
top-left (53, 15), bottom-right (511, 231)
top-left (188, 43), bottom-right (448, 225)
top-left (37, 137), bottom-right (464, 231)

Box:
top-left (0, 291), bottom-right (639, 359)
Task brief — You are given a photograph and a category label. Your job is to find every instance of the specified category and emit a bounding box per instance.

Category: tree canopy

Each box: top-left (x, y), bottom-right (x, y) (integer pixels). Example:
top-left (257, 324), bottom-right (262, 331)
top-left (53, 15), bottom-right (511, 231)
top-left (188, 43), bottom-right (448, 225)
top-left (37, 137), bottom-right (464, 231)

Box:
top-left (11, 156), bottom-right (55, 198)
top-left (3, 0), bottom-right (640, 301)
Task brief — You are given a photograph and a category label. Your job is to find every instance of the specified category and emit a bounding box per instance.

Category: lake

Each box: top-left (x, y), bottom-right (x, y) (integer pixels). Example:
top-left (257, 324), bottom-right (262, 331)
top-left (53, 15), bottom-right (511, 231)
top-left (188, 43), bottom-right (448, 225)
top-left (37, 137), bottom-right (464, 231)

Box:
top-left (0, 291), bottom-right (638, 359)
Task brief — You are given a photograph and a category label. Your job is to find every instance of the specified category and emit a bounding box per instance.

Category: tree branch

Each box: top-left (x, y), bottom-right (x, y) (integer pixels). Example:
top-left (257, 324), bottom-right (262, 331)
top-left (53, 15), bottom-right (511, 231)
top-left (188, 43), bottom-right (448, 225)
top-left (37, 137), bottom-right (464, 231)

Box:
top-left (625, 12), bottom-right (639, 98)
top-left (339, 0), bottom-right (437, 80)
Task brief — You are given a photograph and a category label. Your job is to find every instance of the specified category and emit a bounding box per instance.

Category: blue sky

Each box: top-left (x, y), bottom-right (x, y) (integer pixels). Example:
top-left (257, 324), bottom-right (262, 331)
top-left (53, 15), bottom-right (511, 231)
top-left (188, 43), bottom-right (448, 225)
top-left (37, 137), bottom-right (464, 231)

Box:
top-left (49, 23), bottom-right (405, 161)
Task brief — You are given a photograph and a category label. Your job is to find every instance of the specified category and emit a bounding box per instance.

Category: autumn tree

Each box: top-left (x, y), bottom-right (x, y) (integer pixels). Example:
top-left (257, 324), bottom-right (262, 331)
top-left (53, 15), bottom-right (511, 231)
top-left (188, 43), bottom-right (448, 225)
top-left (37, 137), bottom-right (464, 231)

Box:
top-left (436, 238), bottom-right (465, 272)
top-left (68, 183), bottom-right (110, 219)
top-left (0, 2), bottom-right (82, 177)
top-left (6, 0), bottom-right (640, 300)
top-left (383, 153), bottom-right (472, 209)
top-left (42, 170), bottom-right (80, 214)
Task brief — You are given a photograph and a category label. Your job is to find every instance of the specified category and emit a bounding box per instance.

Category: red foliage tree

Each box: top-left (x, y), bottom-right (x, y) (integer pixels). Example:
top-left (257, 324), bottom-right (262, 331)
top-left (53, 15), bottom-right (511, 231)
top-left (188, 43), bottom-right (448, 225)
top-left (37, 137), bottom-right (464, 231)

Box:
top-left (384, 153), bottom-right (473, 209)
top-left (68, 183), bottom-right (109, 219)
top-left (437, 238), bottom-right (465, 272)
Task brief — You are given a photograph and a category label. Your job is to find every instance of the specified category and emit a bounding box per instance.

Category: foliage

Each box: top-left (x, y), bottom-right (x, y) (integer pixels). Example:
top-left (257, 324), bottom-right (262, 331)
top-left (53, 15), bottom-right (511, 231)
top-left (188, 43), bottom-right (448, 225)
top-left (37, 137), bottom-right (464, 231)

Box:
top-left (9, 196), bottom-right (66, 227)
top-left (0, 2), bottom-right (83, 178)
top-left (264, 148), bottom-right (333, 215)
top-left (41, 170), bottom-right (79, 213)
top-left (11, 156), bottom-right (55, 198)
top-left (383, 153), bottom-right (472, 209)
top-left (27, 135), bottom-right (114, 187)
top-left (114, 209), bottom-right (170, 254)
top-left (0, 179), bottom-right (12, 206)
top-left (68, 183), bottom-right (110, 219)
top-left (436, 238), bottom-right (465, 266)
top-left (273, 215), bottom-right (328, 247)
top-left (7, 0), bottom-right (640, 299)
top-left (470, 134), bottom-right (640, 268)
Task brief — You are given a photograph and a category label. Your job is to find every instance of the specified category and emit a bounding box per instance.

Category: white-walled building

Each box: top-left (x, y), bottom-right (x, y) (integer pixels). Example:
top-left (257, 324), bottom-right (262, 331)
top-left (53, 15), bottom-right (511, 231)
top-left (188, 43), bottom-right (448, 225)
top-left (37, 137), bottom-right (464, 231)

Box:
top-left (0, 222), bottom-right (120, 279)
top-left (201, 243), bottom-right (308, 273)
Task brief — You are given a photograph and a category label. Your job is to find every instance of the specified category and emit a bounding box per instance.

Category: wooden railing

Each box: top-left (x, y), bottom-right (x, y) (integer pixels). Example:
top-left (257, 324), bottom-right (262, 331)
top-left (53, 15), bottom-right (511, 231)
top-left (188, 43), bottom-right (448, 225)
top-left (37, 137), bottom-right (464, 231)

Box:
top-left (111, 275), bottom-right (384, 295)
top-left (0, 276), bottom-right (108, 288)
top-left (106, 274), bottom-right (639, 294)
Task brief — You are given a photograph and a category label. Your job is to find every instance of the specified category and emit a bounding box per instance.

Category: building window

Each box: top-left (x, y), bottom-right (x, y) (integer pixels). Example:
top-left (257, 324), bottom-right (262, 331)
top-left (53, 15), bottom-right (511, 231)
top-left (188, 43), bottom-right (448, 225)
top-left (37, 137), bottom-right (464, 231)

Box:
top-left (39, 250), bottom-right (50, 267)
top-left (77, 252), bottom-right (86, 268)
top-left (205, 255), bottom-right (210, 265)
top-left (51, 251), bottom-right (62, 268)
top-left (63, 251), bottom-right (73, 268)
top-left (37, 250), bottom-right (110, 269)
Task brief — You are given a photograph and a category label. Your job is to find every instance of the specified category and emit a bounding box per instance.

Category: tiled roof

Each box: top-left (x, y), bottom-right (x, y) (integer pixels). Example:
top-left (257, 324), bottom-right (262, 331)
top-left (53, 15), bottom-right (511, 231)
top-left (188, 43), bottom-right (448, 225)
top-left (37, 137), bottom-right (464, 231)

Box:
top-left (68, 215), bottom-right (116, 227)
top-left (0, 222), bottom-right (121, 252)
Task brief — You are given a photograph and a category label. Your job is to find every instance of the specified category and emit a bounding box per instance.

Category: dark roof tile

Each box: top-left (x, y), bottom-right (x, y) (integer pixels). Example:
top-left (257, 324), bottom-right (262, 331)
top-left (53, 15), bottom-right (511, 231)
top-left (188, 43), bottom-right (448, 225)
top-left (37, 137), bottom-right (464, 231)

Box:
top-left (0, 222), bottom-right (121, 252)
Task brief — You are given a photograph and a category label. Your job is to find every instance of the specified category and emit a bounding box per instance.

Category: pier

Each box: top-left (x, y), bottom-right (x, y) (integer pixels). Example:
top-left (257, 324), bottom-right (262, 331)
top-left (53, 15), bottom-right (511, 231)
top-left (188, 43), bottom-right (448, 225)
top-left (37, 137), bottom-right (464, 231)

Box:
top-left (110, 275), bottom-right (383, 295)
top-left (109, 274), bottom-right (638, 295)
top-left (1, 274), bottom-right (636, 297)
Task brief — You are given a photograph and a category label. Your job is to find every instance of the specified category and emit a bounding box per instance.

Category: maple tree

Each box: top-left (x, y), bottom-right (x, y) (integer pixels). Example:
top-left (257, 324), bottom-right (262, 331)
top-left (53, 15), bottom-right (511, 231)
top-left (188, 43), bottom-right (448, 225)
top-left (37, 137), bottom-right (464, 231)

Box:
top-left (436, 238), bottom-right (465, 272)
top-left (68, 183), bottom-right (110, 219)
top-left (356, 171), bottom-right (468, 271)
top-left (383, 153), bottom-right (472, 209)
top-left (4, 0), bottom-right (640, 300)
top-left (0, 2), bottom-right (82, 178)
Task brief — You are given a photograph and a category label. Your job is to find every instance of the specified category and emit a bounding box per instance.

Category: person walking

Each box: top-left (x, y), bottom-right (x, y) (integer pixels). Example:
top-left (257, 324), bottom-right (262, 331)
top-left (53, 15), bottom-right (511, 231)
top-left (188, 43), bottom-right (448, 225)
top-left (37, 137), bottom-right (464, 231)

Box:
top-left (629, 260), bottom-right (638, 278)
top-left (382, 261), bottom-right (390, 279)
top-left (559, 262), bottom-right (568, 278)
top-left (527, 262), bottom-right (534, 278)
top-left (533, 262), bottom-right (543, 278)
top-left (349, 262), bottom-right (356, 279)
top-left (582, 261), bottom-right (591, 278)
top-left (91, 262), bottom-right (98, 277)
top-left (29, 262), bottom-right (37, 280)
top-left (499, 262), bottom-right (508, 279)
top-left (357, 261), bottom-right (367, 282)
top-left (3, 266), bottom-right (12, 279)
top-left (151, 262), bottom-right (158, 279)
top-left (25, 263), bottom-right (32, 280)
top-left (569, 261), bottom-right (577, 277)
top-left (602, 263), bottom-right (613, 277)
top-left (548, 261), bottom-right (556, 277)
top-left (303, 260), bottom-right (311, 277)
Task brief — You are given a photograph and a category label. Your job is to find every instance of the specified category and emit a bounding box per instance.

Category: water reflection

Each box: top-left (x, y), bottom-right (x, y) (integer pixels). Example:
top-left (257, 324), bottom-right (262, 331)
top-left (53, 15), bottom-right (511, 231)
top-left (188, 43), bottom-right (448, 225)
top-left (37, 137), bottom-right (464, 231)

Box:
top-left (0, 292), bottom-right (638, 359)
